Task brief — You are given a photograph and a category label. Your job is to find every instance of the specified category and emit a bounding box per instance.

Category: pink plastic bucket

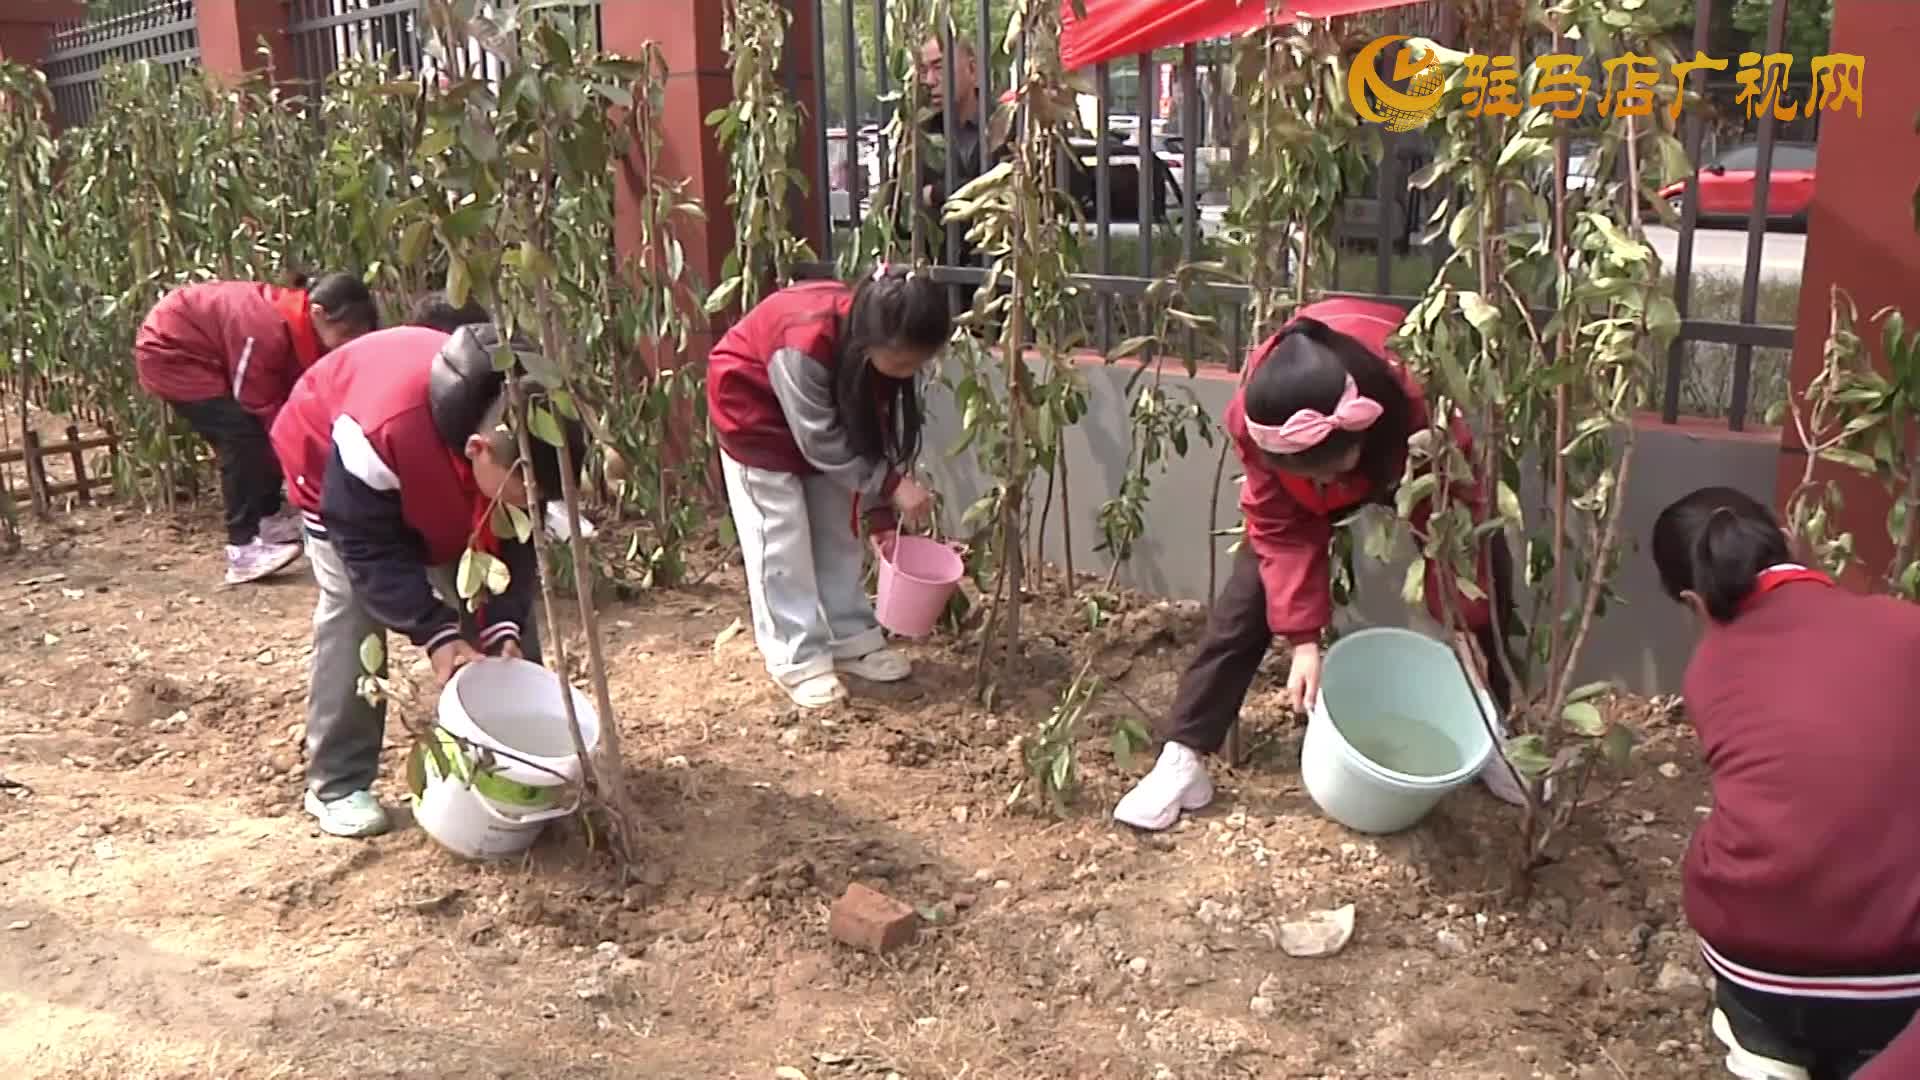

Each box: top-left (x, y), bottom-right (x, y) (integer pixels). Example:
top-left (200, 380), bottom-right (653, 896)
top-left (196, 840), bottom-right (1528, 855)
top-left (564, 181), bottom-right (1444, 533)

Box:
top-left (874, 536), bottom-right (964, 638)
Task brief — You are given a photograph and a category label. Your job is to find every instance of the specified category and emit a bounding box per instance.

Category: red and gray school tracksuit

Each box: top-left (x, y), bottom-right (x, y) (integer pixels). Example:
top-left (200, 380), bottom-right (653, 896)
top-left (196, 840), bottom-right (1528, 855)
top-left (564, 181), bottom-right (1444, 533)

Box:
top-left (271, 326), bottom-right (538, 801)
top-left (134, 281), bottom-right (324, 544)
top-left (1681, 576), bottom-right (1920, 1068)
top-left (1157, 298), bottom-right (1513, 755)
top-left (706, 281), bottom-right (900, 688)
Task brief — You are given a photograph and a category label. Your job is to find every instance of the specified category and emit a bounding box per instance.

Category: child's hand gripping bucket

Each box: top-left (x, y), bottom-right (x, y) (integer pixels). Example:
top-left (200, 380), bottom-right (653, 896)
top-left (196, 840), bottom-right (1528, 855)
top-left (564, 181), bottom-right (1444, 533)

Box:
top-left (873, 535), bottom-right (963, 638)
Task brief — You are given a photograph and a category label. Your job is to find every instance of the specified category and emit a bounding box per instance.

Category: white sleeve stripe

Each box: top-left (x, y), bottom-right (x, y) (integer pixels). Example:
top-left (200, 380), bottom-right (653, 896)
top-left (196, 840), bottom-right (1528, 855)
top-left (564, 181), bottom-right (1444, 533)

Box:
top-left (331, 415), bottom-right (401, 492)
top-left (231, 337), bottom-right (256, 399)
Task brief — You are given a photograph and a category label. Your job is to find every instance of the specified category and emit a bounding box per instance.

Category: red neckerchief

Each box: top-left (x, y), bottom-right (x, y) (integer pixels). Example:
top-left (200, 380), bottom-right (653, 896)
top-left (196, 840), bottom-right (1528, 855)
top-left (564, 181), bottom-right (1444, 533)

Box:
top-left (1276, 470), bottom-right (1373, 516)
top-left (265, 286), bottom-right (324, 370)
top-left (1740, 563), bottom-right (1834, 613)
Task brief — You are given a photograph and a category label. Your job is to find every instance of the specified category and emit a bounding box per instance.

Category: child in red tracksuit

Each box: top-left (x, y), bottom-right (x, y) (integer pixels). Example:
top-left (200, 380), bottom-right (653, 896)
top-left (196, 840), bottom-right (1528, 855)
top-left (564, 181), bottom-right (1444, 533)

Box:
top-left (135, 273), bottom-right (378, 585)
top-left (1651, 487), bottom-right (1920, 1080)
top-left (271, 323), bottom-right (586, 838)
top-left (706, 267), bottom-right (949, 709)
top-left (1115, 298), bottom-right (1518, 831)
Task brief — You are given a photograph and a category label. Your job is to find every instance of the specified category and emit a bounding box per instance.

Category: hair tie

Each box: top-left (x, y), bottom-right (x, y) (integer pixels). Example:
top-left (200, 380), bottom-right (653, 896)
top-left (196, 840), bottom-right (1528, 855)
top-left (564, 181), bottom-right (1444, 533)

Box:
top-left (1245, 375), bottom-right (1384, 455)
top-left (871, 263), bottom-right (915, 283)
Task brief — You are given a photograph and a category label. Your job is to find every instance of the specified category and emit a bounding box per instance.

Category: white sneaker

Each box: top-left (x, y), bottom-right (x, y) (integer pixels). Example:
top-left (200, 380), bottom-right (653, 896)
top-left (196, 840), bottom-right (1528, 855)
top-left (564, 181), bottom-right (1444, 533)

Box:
top-left (1711, 1008), bottom-right (1812, 1080)
top-left (838, 647), bottom-right (911, 683)
top-left (1113, 742), bottom-right (1214, 831)
top-left (304, 789), bottom-right (392, 838)
top-left (783, 673), bottom-right (848, 710)
top-left (257, 507), bottom-right (304, 545)
top-left (224, 537), bottom-right (303, 585)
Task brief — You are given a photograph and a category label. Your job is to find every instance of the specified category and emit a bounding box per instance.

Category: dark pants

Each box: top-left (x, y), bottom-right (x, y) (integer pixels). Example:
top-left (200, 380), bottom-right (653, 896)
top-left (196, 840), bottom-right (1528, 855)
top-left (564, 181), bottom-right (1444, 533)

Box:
top-left (173, 397), bottom-right (284, 545)
top-left (1718, 978), bottom-right (1920, 1079)
top-left (1158, 534), bottom-right (1518, 755)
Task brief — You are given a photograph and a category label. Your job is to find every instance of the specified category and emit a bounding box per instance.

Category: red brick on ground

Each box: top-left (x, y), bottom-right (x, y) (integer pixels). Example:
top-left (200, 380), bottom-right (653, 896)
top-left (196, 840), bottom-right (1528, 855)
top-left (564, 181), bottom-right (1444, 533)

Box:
top-left (828, 883), bottom-right (920, 953)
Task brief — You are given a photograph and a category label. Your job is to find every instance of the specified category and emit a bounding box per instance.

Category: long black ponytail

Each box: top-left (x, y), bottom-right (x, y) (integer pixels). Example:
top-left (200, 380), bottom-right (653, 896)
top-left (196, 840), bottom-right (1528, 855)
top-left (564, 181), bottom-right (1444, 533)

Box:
top-left (833, 266), bottom-right (950, 466)
top-left (1650, 486), bottom-right (1792, 622)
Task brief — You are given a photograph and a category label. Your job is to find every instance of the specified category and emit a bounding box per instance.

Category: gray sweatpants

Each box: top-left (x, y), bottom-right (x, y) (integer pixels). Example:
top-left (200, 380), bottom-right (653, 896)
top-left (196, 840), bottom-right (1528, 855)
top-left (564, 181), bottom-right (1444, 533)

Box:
top-left (720, 451), bottom-right (885, 687)
top-left (303, 534), bottom-right (543, 800)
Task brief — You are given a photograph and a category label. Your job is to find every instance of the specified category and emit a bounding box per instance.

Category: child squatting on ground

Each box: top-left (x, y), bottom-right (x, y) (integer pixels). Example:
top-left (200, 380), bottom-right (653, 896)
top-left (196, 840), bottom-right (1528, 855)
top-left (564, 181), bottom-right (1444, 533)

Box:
top-left (706, 265), bottom-right (949, 710)
top-left (133, 272), bottom-right (379, 586)
top-left (268, 322), bottom-right (588, 838)
top-left (1113, 298), bottom-right (1524, 833)
top-left (1650, 488), bottom-right (1920, 1080)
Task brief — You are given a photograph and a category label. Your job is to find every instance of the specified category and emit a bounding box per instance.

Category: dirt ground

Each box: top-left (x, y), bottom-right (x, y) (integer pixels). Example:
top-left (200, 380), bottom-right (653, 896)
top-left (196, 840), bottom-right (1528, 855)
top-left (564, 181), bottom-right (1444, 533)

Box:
top-left (1, 497), bottom-right (1730, 1080)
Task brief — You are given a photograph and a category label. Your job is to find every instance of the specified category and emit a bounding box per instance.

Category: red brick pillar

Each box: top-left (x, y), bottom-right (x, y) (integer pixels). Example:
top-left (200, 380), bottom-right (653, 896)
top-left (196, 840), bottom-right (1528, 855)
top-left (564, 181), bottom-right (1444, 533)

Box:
top-left (606, 1), bottom-right (733, 355)
top-left (1776, 0), bottom-right (1920, 586)
top-left (0, 1), bottom-right (82, 66)
top-left (196, 0), bottom-right (293, 83)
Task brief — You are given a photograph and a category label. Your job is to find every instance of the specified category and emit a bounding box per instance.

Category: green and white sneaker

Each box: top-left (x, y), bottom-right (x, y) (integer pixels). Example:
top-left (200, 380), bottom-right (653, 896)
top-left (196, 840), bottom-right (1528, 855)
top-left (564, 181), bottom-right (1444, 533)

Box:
top-left (304, 790), bottom-right (391, 838)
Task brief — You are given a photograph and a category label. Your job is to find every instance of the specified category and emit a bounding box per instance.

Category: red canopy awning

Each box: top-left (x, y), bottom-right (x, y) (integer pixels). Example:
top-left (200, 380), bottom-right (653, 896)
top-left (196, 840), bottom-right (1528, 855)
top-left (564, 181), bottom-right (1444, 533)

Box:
top-left (1059, 0), bottom-right (1426, 71)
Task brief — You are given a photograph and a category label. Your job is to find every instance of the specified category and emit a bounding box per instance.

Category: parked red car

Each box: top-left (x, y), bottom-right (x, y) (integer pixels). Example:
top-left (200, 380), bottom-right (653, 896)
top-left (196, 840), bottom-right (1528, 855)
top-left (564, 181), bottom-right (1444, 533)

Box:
top-left (1659, 141), bottom-right (1817, 226)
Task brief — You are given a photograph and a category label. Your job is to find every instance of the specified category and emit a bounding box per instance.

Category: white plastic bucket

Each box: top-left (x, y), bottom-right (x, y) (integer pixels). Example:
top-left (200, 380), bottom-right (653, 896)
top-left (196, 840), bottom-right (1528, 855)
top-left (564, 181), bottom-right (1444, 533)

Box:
top-left (1300, 627), bottom-right (1495, 835)
top-left (874, 536), bottom-right (964, 638)
top-left (409, 658), bottom-right (602, 860)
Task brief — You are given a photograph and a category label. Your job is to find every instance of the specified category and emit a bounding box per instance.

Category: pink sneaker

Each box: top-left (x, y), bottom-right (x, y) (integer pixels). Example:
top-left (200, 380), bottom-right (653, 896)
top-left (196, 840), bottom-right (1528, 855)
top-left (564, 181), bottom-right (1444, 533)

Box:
top-left (225, 537), bottom-right (303, 585)
top-left (257, 507), bottom-right (304, 546)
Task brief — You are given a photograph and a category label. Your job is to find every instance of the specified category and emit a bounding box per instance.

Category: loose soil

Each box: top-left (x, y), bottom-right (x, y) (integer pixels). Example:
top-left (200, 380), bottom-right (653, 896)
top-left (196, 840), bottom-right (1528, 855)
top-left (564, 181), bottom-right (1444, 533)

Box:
top-left (2, 502), bottom-right (1725, 1080)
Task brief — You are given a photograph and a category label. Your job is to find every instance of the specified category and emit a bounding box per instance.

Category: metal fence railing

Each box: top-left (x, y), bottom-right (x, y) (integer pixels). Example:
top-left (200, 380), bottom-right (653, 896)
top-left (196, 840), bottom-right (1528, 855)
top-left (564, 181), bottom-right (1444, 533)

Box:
top-left (42, 0), bottom-right (200, 129)
top-left (800, 0), bottom-right (1809, 431)
top-left (289, 0), bottom-right (602, 92)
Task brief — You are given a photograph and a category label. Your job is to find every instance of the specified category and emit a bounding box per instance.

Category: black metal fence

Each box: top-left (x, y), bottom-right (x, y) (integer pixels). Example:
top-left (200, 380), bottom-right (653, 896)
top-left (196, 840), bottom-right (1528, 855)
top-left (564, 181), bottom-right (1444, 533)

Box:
top-left (289, 0), bottom-right (601, 91)
top-left (42, 0), bottom-right (200, 129)
top-left (800, 0), bottom-right (1809, 431)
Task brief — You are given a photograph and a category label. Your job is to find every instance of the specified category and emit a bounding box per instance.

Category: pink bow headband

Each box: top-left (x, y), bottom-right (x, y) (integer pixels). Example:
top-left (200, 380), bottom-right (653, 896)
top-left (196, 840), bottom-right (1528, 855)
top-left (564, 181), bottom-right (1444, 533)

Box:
top-left (1245, 375), bottom-right (1384, 455)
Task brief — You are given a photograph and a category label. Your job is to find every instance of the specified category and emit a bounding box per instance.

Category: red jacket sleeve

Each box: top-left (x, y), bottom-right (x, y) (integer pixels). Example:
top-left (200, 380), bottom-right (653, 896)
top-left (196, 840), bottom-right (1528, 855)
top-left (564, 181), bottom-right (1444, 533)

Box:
top-left (1228, 395), bottom-right (1333, 645)
top-left (1858, 1019), bottom-right (1920, 1080)
top-left (229, 322), bottom-right (301, 431)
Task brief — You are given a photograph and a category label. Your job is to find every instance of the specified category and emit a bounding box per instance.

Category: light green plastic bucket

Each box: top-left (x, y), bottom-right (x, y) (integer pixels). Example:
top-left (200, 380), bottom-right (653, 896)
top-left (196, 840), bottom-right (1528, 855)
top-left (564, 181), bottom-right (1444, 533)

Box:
top-left (1300, 628), bottom-right (1495, 834)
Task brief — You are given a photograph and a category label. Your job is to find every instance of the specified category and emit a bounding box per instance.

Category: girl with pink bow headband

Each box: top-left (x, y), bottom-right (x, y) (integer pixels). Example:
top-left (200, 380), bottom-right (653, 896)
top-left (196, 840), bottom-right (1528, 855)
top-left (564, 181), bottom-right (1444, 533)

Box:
top-left (1114, 298), bottom-right (1523, 834)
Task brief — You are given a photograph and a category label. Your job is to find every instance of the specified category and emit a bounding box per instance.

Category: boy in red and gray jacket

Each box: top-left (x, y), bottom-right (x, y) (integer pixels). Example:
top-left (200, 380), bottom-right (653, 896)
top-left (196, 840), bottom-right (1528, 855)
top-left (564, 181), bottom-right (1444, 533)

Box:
top-left (271, 323), bottom-right (586, 838)
top-left (135, 273), bottom-right (377, 585)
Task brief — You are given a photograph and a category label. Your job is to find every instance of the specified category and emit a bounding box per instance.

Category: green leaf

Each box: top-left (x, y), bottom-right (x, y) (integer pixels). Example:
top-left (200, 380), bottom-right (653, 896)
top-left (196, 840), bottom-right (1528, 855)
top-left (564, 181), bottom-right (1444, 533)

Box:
top-left (417, 126), bottom-right (456, 159)
top-left (1459, 291), bottom-right (1501, 333)
top-left (443, 202), bottom-right (491, 241)
top-left (1504, 734), bottom-right (1552, 778)
top-left (1561, 700), bottom-right (1606, 737)
top-left (1602, 724), bottom-right (1636, 771)
top-left (1566, 680), bottom-right (1612, 703)
top-left (456, 547), bottom-right (488, 599)
top-left (358, 634), bottom-right (385, 676)
top-left (1496, 482), bottom-right (1522, 525)
top-left (1111, 729), bottom-right (1134, 771)
top-left (446, 258), bottom-right (471, 309)
top-left (485, 552), bottom-right (511, 595)
top-left (399, 220), bottom-right (432, 267)
top-left (1401, 559), bottom-right (1428, 606)
top-left (1818, 447), bottom-right (1878, 473)
top-left (528, 403), bottom-right (565, 447)
top-left (1049, 749), bottom-right (1071, 792)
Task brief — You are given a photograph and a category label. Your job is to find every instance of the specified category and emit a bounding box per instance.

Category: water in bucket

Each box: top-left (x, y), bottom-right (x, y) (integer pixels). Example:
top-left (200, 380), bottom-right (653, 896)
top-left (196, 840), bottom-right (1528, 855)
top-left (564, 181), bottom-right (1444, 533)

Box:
top-left (1339, 712), bottom-right (1466, 778)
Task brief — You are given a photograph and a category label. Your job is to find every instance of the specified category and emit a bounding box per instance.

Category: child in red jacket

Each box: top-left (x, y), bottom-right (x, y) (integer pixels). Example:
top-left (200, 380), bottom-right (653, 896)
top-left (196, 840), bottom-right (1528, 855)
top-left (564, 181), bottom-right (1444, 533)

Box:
top-left (1651, 488), bottom-right (1920, 1080)
top-left (1115, 299), bottom-right (1518, 831)
top-left (135, 272), bottom-right (377, 585)
top-left (706, 267), bottom-right (947, 709)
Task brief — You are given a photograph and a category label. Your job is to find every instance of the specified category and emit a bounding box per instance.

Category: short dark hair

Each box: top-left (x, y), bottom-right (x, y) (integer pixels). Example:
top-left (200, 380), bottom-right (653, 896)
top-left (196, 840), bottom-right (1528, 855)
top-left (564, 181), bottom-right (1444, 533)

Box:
top-left (1242, 317), bottom-right (1412, 494)
top-left (1651, 486), bottom-right (1792, 622)
top-left (408, 291), bottom-right (490, 334)
top-left (290, 271), bottom-right (379, 333)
